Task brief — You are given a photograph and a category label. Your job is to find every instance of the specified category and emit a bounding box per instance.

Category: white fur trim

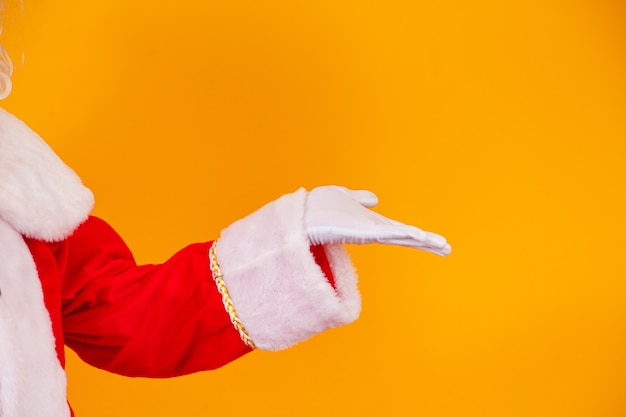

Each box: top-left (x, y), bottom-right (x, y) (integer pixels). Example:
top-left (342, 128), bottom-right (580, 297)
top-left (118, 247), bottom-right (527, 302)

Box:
top-left (0, 108), bottom-right (93, 241)
top-left (0, 219), bottom-right (71, 417)
top-left (0, 108), bottom-right (91, 415)
top-left (215, 189), bottom-right (361, 351)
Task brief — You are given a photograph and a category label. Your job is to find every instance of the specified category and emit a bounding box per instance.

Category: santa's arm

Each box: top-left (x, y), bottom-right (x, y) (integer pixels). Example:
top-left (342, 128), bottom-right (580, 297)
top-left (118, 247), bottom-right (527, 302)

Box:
top-left (60, 190), bottom-right (359, 377)
top-left (61, 187), bottom-right (449, 377)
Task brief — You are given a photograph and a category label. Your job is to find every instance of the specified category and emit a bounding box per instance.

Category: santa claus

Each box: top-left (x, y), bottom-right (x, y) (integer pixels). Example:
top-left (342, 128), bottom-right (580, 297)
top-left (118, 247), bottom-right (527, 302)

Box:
top-left (0, 7), bottom-right (450, 417)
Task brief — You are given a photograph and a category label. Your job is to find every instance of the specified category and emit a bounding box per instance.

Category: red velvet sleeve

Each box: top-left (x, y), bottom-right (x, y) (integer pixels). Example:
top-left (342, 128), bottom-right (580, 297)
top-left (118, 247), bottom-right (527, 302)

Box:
top-left (60, 217), bottom-right (252, 377)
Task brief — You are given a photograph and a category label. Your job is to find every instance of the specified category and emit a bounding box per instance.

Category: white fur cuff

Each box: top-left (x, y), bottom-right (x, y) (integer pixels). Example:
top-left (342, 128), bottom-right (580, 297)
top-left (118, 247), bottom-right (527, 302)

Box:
top-left (215, 188), bottom-right (361, 351)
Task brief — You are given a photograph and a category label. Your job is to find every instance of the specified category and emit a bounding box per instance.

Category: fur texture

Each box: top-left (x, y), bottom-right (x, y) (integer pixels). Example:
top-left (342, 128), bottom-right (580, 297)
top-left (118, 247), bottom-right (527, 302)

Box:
top-left (0, 220), bottom-right (71, 417)
top-left (216, 189), bottom-right (361, 351)
top-left (0, 108), bottom-right (94, 241)
top-left (0, 108), bottom-right (92, 417)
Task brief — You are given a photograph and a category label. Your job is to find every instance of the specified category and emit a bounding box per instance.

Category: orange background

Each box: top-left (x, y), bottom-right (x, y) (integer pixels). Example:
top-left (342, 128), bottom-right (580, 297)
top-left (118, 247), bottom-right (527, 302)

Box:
top-left (2, 0), bottom-right (626, 416)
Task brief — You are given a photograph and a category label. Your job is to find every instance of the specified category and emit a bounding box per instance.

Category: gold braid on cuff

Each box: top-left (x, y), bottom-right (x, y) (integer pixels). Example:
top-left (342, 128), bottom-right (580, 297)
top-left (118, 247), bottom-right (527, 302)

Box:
top-left (209, 241), bottom-right (256, 349)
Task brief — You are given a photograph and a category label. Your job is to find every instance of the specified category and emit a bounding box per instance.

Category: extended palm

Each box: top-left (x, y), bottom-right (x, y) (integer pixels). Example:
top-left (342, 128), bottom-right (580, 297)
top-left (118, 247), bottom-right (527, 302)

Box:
top-left (305, 186), bottom-right (451, 256)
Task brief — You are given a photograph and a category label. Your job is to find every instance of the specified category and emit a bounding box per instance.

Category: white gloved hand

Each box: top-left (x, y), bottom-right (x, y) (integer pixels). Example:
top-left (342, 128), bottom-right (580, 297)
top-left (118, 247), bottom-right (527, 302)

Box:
top-left (305, 186), bottom-right (451, 256)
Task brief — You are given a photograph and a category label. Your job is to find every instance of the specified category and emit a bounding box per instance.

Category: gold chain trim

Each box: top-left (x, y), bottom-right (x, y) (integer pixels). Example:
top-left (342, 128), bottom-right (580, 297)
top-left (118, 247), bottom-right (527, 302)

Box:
top-left (209, 241), bottom-right (256, 349)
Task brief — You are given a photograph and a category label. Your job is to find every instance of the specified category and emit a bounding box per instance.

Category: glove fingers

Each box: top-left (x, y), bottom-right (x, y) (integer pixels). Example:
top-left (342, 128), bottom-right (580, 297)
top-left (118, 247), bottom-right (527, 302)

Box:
top-left (305, 185), bottom-right (451, 256)
top-left (368, 226), bottom-right (449, 250)
top-left (349, 224), bottom-right (429, 244)
top-left (374, 218), bottom-right (448, 248)
top-left (385, 225), bottom-right (449, 248)
top-left (424, 231), bottom-right (448, 247)
top-left (380, 237), bottom-right (452, 256)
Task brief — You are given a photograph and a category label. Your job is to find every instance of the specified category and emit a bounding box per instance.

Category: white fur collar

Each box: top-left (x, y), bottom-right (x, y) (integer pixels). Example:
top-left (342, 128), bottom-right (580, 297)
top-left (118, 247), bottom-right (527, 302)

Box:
top-left (0, 108), bottom-right (93, 241)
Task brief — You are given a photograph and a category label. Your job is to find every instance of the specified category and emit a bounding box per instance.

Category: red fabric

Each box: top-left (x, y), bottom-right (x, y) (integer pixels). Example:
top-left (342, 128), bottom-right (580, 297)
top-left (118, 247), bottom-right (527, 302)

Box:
top-left (26, 217), bottom-right (252, 378)
top-left (26, 239), bottom-right (68, 367)
top-left (311, 245), bottom-right (335, 289)
top-left (25, 216), bottom-right (337, 380)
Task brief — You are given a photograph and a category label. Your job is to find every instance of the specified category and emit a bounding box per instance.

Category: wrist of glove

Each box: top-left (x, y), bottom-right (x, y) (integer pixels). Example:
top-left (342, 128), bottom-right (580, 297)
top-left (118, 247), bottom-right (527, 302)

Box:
top-left (304, 186), bottom-right (451, 256)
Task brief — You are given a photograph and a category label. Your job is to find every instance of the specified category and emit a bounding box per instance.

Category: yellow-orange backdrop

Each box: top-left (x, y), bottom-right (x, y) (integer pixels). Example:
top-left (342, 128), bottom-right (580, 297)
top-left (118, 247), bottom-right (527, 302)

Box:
top-left (2, 0), bottom-right (625, 416)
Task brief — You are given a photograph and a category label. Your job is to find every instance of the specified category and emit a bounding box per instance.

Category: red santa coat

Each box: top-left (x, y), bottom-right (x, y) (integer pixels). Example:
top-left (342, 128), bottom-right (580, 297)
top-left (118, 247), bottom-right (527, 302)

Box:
top-left (0, 109), bottom-right (361, 417)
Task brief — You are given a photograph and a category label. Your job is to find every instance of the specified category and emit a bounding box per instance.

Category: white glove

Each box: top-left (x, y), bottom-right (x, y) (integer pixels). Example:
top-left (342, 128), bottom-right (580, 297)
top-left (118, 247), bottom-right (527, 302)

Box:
top-left (305, 186), bottom-right (451, 256)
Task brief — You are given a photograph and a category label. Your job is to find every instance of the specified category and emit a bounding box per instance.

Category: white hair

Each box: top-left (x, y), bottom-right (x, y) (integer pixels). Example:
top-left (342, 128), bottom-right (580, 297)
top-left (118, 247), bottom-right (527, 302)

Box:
top-left (0, 0), bottom-right (13, 100)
